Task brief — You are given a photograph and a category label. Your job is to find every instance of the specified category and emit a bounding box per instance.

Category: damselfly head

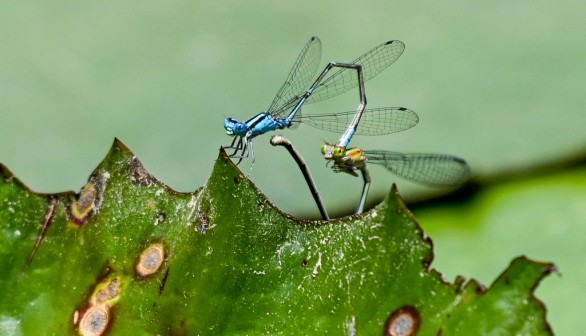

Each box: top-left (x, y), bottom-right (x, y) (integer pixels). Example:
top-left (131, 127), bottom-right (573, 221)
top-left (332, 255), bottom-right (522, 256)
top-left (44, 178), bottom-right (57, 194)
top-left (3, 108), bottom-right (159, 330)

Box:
top-left (332, 146), bottom-right (346, 159)
top-left (224, 118), bottom-right (248, 136)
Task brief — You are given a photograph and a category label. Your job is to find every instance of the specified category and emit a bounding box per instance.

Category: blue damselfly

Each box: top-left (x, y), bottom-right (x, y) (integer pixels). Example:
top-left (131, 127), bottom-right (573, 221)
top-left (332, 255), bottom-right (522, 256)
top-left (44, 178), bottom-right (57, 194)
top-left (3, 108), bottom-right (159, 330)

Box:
top-left (224, 37), bottom-right (408, 165)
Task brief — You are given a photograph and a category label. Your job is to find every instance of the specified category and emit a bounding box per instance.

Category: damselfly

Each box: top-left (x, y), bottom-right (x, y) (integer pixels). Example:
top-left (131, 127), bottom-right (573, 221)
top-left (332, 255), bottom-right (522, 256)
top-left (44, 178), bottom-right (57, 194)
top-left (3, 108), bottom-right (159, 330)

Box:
top-left (321, 144), bottom-right (471, 213)
top-left (224, 36), bottom-right (407, 165)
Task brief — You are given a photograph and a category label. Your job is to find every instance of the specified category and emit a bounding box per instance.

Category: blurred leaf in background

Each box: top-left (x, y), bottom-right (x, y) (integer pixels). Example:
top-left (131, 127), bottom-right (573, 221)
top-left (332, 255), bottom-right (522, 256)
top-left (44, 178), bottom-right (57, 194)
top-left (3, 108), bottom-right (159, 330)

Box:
top-left (1, 1), bottom-right (584, 334)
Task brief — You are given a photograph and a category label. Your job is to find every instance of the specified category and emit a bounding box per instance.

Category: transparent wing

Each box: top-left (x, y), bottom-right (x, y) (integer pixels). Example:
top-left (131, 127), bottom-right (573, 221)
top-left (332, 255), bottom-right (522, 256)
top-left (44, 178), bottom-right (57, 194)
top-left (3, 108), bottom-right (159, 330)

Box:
top-left (306, 40), bottom-right (405, 104)
top-left (294, 107), bottom-right (418, 135)
top-left (363, 151), bottom-right (471, 187)
top-left (266, 36), bottom-right (322, 117)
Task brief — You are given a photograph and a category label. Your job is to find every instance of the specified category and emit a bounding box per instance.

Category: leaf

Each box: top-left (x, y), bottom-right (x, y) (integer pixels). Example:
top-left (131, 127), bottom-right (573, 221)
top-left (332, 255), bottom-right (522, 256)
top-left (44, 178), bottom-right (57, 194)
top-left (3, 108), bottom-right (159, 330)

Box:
top-left (0, 139), bottom-right (554, 335)
top-left (410, 161), bottom-right (586, 335)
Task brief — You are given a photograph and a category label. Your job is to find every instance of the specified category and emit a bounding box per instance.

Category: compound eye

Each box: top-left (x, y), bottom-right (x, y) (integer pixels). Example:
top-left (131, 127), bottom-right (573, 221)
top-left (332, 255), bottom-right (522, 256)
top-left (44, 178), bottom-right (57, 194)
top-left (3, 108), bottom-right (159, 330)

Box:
top-left (320, 144), bottom-right (327, 155)
top-left (234, 123), bottom-right (247, 132)
top-left (333, 147), bottom-right (345, 158)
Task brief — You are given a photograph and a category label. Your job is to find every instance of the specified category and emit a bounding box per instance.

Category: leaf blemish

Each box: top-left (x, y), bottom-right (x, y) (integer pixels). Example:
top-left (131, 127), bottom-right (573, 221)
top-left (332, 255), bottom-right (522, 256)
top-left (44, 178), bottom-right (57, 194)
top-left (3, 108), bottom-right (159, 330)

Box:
top-left (136, 243), bottom-right (166, 277)
top-left (78, 305), bottom-right (109, 336)
top-left (95, 278), bottom-right (121, 305)
top-left (129, 156), bottom-right (156, 186)
top-left (68, 182), bottom-right (97, 226)
top-left (384, 305), bottom-right (420, 336)
top-left (77, 184), bottom-right (96, 211)
top-left (311, 252), bottom-right (322, 278)
top-left (197, 214), bottom-right (210, 234)
top-left (154, 211), bottom-right (167, 225)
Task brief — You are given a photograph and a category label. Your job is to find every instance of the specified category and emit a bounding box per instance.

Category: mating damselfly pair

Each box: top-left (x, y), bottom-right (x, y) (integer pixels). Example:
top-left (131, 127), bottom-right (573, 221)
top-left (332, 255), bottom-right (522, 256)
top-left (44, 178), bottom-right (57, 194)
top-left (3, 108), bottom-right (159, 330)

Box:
top-left (223, 37), bottom-right (470, 217)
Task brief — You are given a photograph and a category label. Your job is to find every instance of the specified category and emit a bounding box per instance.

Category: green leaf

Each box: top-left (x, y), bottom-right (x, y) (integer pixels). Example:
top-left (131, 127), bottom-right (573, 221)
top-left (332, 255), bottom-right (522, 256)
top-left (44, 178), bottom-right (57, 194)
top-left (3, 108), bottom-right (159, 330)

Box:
top-left (411, 161), bottom-right (586, 335)
top-left (0, 139), bottom-right (554, 335)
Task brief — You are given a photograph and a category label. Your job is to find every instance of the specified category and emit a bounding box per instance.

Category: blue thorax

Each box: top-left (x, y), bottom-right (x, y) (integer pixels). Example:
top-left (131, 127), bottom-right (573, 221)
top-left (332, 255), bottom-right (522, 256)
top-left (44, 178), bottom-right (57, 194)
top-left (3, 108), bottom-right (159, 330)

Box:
top-left (224, 113), bottom-right (291, 138)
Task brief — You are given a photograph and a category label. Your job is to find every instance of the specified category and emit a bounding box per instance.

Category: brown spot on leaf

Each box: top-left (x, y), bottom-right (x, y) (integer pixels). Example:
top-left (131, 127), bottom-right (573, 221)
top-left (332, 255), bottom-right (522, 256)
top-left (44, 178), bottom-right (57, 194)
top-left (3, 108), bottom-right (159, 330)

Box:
top-left (68, 182), bottom-right (97, 226)
top-left (233, 176), bottom-right (240, 184)
top-left (95, 278), bottom-right (121, 305)
top-left (79, 305), bottom-right (109, 336)
top-left (384, 305), bottom-right (420, 336)
top-left (136, 243), bottom-right (166, 277)
top-left (74, 271), bottom-right (122, 335)
top-left (129, 156), bottom-right (157, 186)
top-left (77, 184), bottom-right (96, 212)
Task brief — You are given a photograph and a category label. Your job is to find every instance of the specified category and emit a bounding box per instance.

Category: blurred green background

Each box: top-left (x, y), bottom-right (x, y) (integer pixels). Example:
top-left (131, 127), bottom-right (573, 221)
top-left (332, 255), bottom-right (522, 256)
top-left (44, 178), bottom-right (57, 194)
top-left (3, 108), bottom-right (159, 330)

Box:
top-left (1, 1), bottom-right (584, 334)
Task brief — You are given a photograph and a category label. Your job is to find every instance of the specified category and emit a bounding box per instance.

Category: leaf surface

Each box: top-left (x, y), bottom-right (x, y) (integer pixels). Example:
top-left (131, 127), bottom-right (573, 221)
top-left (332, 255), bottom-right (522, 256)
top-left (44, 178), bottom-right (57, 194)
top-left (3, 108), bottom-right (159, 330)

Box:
top-left (0, 140), bottom-right (554, 335)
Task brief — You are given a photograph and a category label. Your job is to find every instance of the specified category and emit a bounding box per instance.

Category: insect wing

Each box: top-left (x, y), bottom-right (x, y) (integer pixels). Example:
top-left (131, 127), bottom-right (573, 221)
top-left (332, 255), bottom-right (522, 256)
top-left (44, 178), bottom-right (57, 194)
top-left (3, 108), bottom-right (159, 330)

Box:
top-left (364, 151), bottom-right (470, 186)
top-left (266, 37), bottom-right (322, 117)
top-left (306, 40), bottom-right (405, 104)
top-left (295, 107), bottom-right (418, 135)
